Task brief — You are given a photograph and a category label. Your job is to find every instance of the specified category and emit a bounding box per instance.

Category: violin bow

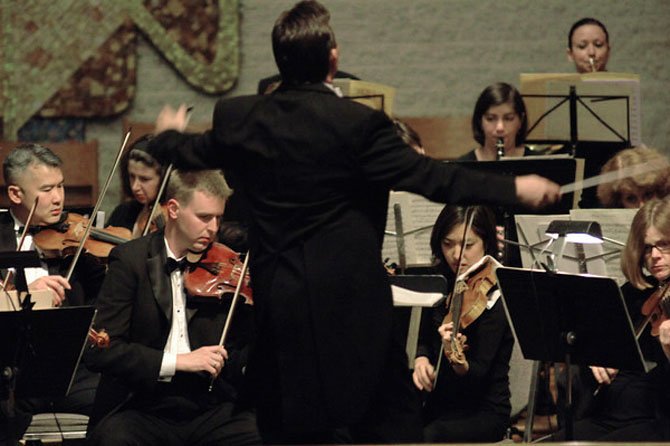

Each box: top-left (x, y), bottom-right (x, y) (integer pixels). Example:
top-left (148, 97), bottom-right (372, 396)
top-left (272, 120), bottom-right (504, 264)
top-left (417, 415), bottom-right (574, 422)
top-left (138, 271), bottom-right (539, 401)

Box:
top-left (0, 197), bottom-right (40, 308)
top-left (64, 129), bottom-right (132, 282)
top-left (208, 250), bottom-right (250, 392)
top-left (141, 163), bottom-right (173, 237)
top-left (433, 206), bottom-right (476, 390)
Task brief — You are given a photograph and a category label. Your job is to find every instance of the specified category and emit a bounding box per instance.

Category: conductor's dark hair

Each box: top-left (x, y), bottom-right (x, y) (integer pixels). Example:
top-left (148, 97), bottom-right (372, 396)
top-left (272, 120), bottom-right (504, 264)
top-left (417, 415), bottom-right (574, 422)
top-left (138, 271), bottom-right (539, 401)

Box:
top-left (272, 0), bottom-right (337, 85)
top-left (471, 82), bottom-right (528, 147)
top-left (568, 18), bottom-right (609, 48)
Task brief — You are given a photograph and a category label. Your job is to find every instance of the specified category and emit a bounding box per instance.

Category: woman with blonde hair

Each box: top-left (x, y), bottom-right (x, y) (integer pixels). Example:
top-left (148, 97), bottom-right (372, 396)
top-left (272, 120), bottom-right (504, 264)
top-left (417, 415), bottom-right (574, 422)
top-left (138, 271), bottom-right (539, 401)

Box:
top-left (596, 146), bottom-right (670, 208)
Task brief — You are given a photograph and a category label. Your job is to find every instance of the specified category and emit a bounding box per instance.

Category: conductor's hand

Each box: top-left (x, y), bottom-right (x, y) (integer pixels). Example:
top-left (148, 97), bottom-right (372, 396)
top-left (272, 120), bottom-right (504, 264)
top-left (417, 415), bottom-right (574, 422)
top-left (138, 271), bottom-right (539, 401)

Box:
top-left (155, 104), bottom-right (189, 134)
top-left (176, 345), bottom-right (228, 377)
top-left (589, 366), bottom-right (618, 385)
top-left (29, 275), bottom-right (71, 306)
top-left (515, 175), bottom-right (561, 209)
top-left (413, 356), bottom-right (436, 392)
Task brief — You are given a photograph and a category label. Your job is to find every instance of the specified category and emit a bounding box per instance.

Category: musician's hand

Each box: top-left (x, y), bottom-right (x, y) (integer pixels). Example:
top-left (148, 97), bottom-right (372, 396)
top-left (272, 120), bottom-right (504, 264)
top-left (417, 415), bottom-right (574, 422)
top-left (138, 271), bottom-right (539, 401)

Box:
top-left (439, 322), bottom-right (469, 375)
top-left (176, 345), bottom-right (228, 377)
top-left (413, 356), bottom-right (436, 392)
top-left (515, 175), bottom-right (561, 208)
top-left (659, 320), bottom-right (670, 361)
top-left (496, 225), bottom-right (505, 255)
top-left (155, 104), bottom-right (189, 134)
top-left (589, 366), bottom-right (618, 385)
top-left (29, 275), bottom-right (71, 306)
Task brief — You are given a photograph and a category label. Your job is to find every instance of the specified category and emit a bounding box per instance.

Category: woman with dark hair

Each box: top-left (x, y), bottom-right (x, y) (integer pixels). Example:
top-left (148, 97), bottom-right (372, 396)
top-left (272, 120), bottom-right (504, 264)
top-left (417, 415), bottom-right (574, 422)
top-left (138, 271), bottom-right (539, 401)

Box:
top-left (548, 198), bottom-right (670, 441)
top-left (567, 17), bottom-right (610, 73)
top-left (107, 134), bottom-right (167, 237)
top-left (413, 205), bottom-right (513, 442)
top-left (459, 82), bottom-right (530, 161)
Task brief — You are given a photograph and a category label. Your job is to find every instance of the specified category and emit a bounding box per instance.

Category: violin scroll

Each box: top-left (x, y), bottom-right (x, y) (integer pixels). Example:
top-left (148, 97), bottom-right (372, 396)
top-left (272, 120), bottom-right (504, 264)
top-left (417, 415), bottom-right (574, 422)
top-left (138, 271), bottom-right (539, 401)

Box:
top-left (641, 282), bottom-right (670, 337)
top-left (88, 328), bottom-right (110, 349)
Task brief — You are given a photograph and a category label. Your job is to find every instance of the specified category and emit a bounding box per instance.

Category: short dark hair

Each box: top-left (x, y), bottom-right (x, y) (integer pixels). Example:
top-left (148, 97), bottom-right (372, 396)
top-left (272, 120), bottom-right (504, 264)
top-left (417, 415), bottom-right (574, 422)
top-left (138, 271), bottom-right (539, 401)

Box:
top-left (3, 143), bottom-right (62, 185)
top-left (471, 82), bottom-right (528, 147)
top-left (568, 17), bottom-right (609, 49)
top-left (272, 0), bottom-right (336, 85)
top-left (120, 134), bottom-right (165, 200)
top-left (429, 205), bottom-right (498, 280)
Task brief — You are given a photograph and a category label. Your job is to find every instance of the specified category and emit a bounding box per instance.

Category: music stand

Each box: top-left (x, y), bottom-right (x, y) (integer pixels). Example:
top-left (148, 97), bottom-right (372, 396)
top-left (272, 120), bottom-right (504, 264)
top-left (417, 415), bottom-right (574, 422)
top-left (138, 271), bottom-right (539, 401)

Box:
top-left (389, 275), bottom-right (448, 365)
top-left (453, 157), bottom-right (582, 268)
top-left (495, 267), bottom-right (649, 440)
top-left (0, 306), bottom-right (94, 445)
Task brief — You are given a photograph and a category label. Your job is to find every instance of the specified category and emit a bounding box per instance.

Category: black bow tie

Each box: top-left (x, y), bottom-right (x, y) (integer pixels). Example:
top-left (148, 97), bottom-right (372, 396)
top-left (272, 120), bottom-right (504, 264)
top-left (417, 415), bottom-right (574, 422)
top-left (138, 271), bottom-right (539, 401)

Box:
top-left (166, 257), bottom-right (188, 274)
top-left (17, 225), bottom-right (44, 235)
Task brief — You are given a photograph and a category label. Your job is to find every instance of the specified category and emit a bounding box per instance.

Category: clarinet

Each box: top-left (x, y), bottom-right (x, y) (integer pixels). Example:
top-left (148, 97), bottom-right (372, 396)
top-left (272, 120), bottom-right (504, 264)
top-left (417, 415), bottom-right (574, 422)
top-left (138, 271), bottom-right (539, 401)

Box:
top-left (495, 137), bottom-right (505, 160)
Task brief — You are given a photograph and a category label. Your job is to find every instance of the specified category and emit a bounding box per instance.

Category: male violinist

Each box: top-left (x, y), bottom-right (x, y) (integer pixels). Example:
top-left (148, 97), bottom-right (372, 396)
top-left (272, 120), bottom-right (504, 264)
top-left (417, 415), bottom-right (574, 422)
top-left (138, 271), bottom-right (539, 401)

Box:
top-left (1, 143), bottom-right (104, 306)
top-left (0, 143), bottom-right (105, 444)
top-left (86, 169), bottom-right (260, 446)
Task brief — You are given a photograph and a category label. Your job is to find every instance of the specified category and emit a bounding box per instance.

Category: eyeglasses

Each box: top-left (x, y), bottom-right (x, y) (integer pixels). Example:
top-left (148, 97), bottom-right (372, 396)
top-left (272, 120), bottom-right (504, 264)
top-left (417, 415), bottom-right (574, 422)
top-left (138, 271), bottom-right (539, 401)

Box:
top-left (643, 240), bottom-right (670, 255)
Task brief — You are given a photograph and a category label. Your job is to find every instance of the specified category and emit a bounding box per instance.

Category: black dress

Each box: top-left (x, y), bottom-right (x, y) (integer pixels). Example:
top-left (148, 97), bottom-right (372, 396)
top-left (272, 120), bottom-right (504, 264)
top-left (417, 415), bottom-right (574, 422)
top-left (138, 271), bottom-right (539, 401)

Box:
top-left (416, 287), bottom-right (513, 443)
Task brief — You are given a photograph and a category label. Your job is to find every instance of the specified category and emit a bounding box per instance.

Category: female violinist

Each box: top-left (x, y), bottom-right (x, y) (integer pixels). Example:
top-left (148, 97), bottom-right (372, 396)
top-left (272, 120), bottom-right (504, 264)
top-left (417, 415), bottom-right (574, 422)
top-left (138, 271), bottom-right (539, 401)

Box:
top-left (412, 205), bottom-right (513, 442)
top-left (548, 197), bottom-right (670, 441)
top-left (107, 134), bottom-right (167, 238)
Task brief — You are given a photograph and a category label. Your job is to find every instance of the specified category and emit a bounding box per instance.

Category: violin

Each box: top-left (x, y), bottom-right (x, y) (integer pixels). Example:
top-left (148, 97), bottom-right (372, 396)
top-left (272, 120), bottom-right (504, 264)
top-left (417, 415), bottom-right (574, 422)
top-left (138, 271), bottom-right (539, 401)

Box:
top-left (33, 212), bottom-right (131, 260)
top-left (184, 242), bottom-right (253, 305)
top-left (443, 256), bottom-right (498, 364)
top-left (640, 282), bottom-right (670, 337)
top-left (135, 202), bottom-right (168, 238)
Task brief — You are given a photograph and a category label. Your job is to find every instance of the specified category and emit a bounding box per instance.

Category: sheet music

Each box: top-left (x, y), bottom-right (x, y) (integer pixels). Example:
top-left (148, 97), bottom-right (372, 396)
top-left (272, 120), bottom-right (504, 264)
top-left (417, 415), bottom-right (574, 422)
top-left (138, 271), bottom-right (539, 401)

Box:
top-left (514, 214), bottom-right (608, 277)
top-left (382, 191), bottom-right (443, 267)
top-left (570, 208), bottom-right (637, 286)
top-left (333, 79), bottom-right (396, 115)
top-left (391, 285), bottom-right (443, 307)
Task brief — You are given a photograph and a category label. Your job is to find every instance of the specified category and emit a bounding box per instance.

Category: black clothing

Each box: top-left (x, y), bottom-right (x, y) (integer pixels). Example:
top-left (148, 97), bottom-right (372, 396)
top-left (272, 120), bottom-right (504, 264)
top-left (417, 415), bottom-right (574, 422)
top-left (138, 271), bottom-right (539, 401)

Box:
top-left (416, 294), bottom-right (513, 442)
top-left (0, 210), bottom-right (104, 445)
top-left (549, 279), bottom-right (670, 441)
top-left (149, 81), bottom-right (521, 441)
top-left (256, 70), bottom-right (359, 94)
top-left (457, 146), bottom-right (535, 161)
top-left (85, 231), bottom-right (259, 445)
top-left (106, 200), bottom-right (143, 232)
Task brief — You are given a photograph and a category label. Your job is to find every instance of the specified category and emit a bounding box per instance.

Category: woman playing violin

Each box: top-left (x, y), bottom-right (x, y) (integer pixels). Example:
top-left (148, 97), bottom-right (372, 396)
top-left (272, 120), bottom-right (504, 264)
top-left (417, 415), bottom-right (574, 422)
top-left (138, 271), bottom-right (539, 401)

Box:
top-left (107, 134), bottom-right (167, 238)
top-left (549, 197), bottom-right (670, 441)
top-left (413, 205), bottom-right (513, 443)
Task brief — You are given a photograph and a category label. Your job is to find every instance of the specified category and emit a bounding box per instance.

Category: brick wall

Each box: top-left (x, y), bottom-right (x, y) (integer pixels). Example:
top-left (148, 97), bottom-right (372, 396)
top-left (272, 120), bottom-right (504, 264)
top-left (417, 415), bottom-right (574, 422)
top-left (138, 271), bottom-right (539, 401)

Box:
top-left (89, 0), bottom-right (670, 215)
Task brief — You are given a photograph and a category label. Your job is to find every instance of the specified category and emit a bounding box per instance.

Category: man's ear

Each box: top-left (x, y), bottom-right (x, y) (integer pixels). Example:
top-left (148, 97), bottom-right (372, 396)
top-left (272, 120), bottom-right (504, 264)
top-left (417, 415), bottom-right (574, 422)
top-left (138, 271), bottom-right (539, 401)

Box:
top-left (327, 47), bottom-right (339, 82)
top-left (7, 185), bottom-right (23, 206)
top-left (166, 198), bottom-right (180, 219)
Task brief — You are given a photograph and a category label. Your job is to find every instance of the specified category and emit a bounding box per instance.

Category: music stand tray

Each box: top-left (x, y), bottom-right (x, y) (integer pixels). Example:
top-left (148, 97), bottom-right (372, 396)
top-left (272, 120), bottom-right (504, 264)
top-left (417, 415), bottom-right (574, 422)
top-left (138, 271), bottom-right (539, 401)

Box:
top-left (0, 306), bottom-right (95, 399)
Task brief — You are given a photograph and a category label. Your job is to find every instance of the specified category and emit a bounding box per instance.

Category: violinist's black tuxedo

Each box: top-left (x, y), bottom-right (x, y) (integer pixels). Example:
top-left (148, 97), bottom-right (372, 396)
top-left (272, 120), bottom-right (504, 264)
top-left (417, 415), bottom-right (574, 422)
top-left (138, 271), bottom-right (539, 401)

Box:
top-left (149, 82), bottom-right (520, 442)
top-left (85, 231), bottom-right (258, 445)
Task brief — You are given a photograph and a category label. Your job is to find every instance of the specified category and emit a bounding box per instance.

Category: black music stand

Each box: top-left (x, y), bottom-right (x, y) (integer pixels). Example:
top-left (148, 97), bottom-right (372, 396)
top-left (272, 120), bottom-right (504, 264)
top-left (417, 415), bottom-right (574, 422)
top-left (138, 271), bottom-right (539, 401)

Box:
top-left (0, 251), bottom-right (95, 445)
top-left (495, 267), bottom-right (649, 441)
top-left (522, 87), bottom-right (632, 208)
top-left (453, 157), bottom-right (581, 267)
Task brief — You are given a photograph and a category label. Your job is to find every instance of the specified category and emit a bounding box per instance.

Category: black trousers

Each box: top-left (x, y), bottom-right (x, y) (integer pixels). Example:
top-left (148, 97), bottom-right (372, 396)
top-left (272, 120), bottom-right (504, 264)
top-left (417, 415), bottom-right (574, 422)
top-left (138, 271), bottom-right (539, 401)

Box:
top-left (87, 401), bottom-right (260, 446)
top-left (259, 329), bottom-right (423, 444)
